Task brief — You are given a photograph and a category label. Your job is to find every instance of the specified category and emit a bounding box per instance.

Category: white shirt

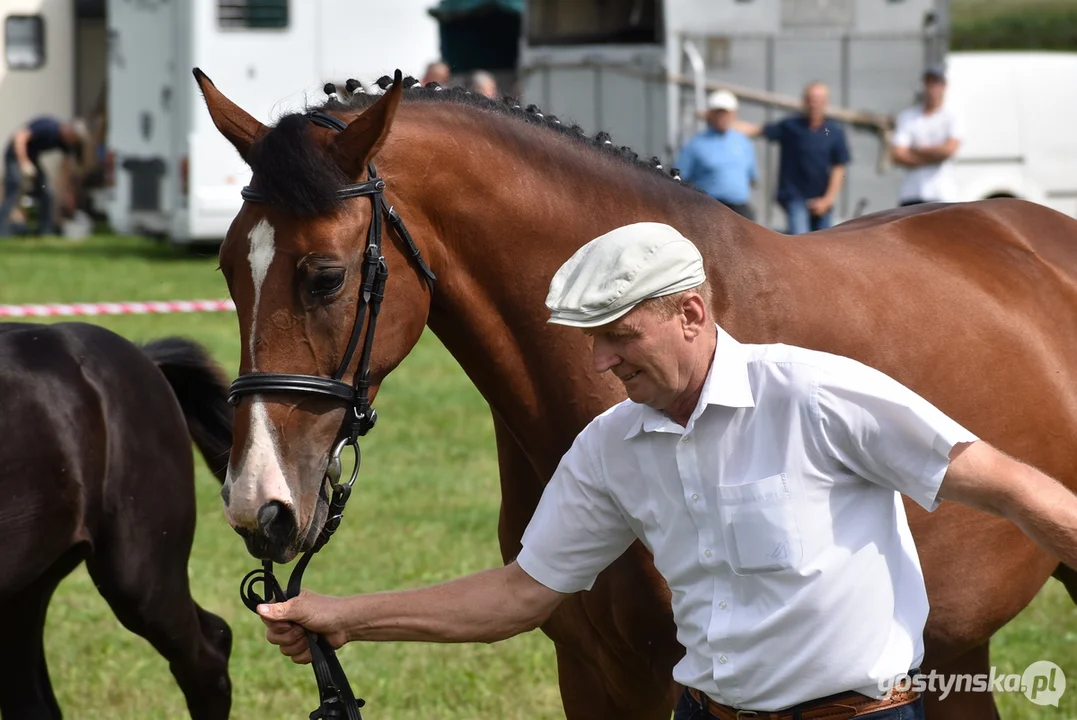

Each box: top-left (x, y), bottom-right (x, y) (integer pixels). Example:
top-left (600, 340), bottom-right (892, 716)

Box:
top-left (516, 326), bottom-right (978, 711)
top-left (892, 104), bottom-right (964, 202)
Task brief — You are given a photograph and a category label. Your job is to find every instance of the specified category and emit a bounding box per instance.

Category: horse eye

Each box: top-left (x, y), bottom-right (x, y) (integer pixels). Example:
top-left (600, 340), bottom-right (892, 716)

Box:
top-left (310, 269), bottom-right (345, 297)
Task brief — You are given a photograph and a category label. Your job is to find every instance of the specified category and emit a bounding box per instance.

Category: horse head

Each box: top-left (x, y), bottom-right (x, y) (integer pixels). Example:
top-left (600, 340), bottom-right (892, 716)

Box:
top-left (194, 69), bottom-right (435, 562)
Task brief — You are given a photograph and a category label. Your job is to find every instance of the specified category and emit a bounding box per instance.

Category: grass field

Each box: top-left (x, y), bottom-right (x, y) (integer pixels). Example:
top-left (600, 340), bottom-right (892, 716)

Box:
top-left (1, 234), bottom-right (1075, 719)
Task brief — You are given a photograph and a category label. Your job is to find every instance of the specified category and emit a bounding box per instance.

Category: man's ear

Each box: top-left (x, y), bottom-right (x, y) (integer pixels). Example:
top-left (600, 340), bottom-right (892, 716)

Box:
top-left (682, 292), bottom-right (708, 337)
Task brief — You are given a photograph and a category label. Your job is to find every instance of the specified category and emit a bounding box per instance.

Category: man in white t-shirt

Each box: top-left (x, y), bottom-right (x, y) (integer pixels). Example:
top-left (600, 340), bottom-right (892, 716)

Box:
top-left (891, 65), bottom-right (963, 205)
top-left (252, 223), bottom-right (1077, 719)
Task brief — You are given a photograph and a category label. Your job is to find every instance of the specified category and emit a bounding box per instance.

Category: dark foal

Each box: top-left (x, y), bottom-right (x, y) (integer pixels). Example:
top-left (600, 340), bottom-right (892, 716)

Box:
top-left (0, 322), bottom-right (234, 720)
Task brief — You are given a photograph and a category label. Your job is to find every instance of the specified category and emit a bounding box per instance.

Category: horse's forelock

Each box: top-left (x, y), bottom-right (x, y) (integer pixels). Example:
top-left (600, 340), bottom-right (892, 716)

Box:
top-left (247, 114), bottom-right (350, 218)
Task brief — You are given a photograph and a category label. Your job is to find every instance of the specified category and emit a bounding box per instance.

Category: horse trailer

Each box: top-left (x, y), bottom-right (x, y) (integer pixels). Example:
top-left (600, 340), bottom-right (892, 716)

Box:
top-left (519, 0), bottom-right (950, 230)
top-left (105, 0), bottom-right (440, 244)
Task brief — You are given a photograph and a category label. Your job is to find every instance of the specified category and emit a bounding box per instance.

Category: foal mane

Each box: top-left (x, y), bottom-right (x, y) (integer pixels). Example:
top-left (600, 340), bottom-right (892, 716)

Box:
top-left (248, 74), bottom-right (696, 217)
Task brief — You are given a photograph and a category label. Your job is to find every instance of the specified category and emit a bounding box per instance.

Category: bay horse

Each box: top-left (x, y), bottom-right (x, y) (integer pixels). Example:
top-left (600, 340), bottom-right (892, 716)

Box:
top-left (195, 69), bottom-right (1077, 719)
top-left (0, 322), bottom-right (234, 719)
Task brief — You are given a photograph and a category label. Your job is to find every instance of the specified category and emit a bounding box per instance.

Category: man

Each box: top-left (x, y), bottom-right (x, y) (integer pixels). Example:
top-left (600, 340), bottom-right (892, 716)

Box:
top-left (256, 224), bottom-right (1077, 718)
top-left (468, 70), bottom-right (499, 100)
top-left (890, 66), bottom-right (963, 206)
top-left (738, 82), bottom-right (851, 234)
top-left (676, 90), bottom-right (758, 220)
top-left (0, 115), bottom-right (88, 237)
top-left (421, 60), bottom-right (451, 87)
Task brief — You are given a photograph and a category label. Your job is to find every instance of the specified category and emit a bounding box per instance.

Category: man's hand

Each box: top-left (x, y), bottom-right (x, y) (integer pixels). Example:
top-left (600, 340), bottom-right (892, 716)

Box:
top-left (806, 196), bottom-right (834, 216)
top-left (19, 161), bottom-right (36, 179)
top-left (257, 590), bottom-right (349, 665)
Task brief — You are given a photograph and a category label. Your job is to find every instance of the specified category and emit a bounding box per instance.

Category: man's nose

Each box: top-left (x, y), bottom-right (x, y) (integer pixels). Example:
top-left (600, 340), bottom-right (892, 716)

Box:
top-left (592, 339), bottom-right (621, 374)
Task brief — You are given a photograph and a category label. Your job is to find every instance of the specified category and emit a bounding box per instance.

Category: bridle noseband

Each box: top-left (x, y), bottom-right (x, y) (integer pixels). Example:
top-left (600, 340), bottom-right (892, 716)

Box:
top-left (231, 110), bottom-right (435, 720)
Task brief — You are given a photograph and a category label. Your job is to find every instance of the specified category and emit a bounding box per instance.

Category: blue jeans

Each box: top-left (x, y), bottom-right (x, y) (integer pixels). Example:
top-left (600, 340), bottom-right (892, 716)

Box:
top-left (674, 689), bottom-right (926, 720)
top-left (782, 197), bottom-right (833, 235)
top-left (0, 151), bottom-right (53, 237)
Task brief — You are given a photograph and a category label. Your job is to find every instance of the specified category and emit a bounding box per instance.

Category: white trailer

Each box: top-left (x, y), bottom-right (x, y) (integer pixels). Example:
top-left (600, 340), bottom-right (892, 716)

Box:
top-left (105, 0), bottom-right (441, 244)
top-left (946, 51), bottom-right (1077, 219)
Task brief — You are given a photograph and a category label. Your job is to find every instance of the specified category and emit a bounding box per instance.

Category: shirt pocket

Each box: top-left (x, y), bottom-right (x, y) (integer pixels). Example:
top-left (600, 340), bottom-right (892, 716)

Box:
top-left (716, 473), bottom-right (803, 575)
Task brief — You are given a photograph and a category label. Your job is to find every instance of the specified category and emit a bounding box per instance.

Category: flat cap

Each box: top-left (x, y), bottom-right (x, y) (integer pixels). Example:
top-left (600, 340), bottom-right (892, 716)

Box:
top-left (545, 222), bottom-right (706, 328)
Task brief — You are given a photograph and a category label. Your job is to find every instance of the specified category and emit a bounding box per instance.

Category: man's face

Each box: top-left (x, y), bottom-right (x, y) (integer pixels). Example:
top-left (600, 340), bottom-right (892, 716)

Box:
top-left (586, 301), bottom-right (696, 410)
top-left (803, 84), bottom-right (828, 119)
top-left (923, 76), bottom-right (946, 107)
top-left (707, 108), bottom-right (735, 132)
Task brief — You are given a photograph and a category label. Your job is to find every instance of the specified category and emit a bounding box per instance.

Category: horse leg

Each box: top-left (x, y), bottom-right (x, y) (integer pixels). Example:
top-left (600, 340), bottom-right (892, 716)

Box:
top-left (85, 509), bottom-right (232, 719)
top-left (1052, 563), bottom-right (1077, 604)
top-left (922, 643), bottom-right (1000, 720)
top-left (0, 549), bottom-right (85, 720)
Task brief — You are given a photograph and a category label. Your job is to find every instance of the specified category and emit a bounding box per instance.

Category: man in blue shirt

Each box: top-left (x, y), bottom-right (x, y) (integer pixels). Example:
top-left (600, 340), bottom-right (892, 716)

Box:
top-left (676, 90), bottom-right (757, 221)
top-left (0, 116), bottom-right (88, 237)
top-left (739, 82), bottom-right (851, 234)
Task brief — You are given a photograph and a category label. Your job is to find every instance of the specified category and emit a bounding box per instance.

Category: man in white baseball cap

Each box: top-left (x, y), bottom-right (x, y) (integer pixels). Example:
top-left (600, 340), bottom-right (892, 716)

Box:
top-left (254, 223), bottom-right (1077, 720)
top-left (675, 89), bottom-right (758, 221)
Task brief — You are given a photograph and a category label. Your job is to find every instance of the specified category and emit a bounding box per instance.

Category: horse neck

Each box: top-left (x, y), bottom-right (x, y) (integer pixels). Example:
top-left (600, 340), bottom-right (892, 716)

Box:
top-left (384, 104), bottom-right (761, 475)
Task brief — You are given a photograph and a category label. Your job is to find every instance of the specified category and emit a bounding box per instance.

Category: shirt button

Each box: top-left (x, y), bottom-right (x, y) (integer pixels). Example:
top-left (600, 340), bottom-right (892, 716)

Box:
top-left (719, 601), bottom-right (728, 610)
top-left (680, 435), bottom-right (691, 444)
top-left (704, 549), bottom-right (712, 559)
top-left (691, 493), bottom-right (700, 502)
top-left (720, 655), bottom-right (729, 664)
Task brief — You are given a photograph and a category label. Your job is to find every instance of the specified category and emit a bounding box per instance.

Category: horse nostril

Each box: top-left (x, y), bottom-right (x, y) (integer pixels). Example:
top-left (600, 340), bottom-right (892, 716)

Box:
top-left (256, 500), bottom-right (297, 550)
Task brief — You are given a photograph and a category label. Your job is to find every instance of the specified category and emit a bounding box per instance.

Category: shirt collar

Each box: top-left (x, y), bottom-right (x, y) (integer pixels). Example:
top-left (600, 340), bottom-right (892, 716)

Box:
top-left (624, 324), bottom-right (755, 440)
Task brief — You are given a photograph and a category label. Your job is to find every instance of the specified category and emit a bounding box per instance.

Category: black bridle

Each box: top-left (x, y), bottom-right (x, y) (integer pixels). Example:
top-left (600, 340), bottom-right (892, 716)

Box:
top-left (232, 110), bottom-right (435, 720)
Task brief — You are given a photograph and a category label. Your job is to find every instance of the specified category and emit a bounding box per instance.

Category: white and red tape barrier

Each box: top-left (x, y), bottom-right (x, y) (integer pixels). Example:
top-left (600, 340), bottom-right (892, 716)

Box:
top-left (0, 299), bottom-right (236, 318)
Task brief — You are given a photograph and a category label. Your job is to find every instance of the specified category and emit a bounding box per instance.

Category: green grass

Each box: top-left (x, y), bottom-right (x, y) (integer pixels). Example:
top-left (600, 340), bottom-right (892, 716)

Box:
top-left (952, 0), bottom-right (1077, 51)
top-left (1, 234), bottom-right (1075, 718)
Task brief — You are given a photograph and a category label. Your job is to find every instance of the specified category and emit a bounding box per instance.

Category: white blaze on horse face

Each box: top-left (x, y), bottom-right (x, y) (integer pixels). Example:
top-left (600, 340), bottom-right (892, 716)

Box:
top-left (223, 217), bottom-right (294, 527)
top-left (246, 217), bottom-right (276, 368)
top-left (226, 401), bottom-right (294, 527)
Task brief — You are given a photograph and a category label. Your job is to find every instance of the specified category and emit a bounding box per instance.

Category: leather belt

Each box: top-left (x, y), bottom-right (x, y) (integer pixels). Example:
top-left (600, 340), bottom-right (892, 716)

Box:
top-left (687, 687), bottom-right (920, 720)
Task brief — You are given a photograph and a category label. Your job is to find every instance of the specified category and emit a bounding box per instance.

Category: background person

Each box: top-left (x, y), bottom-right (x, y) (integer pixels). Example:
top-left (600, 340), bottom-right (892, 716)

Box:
top-left (738, 81), bottom-right (851, 234)
top-left (0, 116), bottom-right (89, 238)
top-left (890, 66), bottom-right (963, 206)
top-left (676, 89), bottom-right (758, 221)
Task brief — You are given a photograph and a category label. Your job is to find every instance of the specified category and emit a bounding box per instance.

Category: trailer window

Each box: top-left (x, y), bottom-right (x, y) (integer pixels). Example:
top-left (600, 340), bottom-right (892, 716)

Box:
top-left (218, 0), bottom-right (289, 30)
top-left (527, 0), bottom-right (660, 46)
top-left (5, 15), bottom-right (45, 70)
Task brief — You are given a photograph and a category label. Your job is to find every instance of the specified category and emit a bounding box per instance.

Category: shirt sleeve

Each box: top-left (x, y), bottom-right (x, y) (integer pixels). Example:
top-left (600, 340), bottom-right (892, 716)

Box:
top-left (811, 357), bottom-right (979, 512)
top-left (746, 136), bottom-right (758, 182)
top-left (516, 426), bottom-right (637, 593)
top-left (892, 111), bottom-right (912, 148)
top-left (762, 121), bottom-right (783, 141)
top-left (675, 139), bottom-right (697, 183)
top-left (830, 124), bottom-right (851, 165)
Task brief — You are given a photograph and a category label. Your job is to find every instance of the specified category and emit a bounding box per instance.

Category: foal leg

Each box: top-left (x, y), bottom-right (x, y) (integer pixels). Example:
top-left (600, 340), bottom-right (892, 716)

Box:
top-left (85, 512), bottom-right (232, 719)
top-left (0, 550), bottom-right (84, 720)
top-left (922, 643), bottom-right (1000, 720)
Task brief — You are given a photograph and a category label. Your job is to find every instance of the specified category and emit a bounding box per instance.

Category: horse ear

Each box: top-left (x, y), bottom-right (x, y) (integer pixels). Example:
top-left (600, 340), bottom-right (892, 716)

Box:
top-left (332, 69), bottom-right (404, 178)
top-left (192, 67), bottom-right (267, 162)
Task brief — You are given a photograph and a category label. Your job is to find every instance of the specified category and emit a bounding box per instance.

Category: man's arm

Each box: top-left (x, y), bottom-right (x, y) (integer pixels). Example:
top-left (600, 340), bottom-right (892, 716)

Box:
top-left (938, 441), bottom-right (1077, 569)
top-left (259, 561), bottom-right (566, 664)
top-left (10, 128), bottom-right (33, 169)
top-left (807, 165), bottom-right (845, 215)
top-left (890, 145), bottom-right (924, 168)
top-left (733, 120), bottom-right (765, 139)
top-left (908, 138), bottom-right (961, 164)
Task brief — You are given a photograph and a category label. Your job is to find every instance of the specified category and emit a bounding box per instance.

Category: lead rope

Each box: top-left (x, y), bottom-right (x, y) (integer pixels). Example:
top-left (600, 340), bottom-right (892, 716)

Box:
top-left (238, 150), bottom-right (392, 719)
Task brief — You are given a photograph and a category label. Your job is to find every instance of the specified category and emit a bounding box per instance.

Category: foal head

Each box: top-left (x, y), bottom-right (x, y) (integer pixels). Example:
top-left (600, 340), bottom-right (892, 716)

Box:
top-left (196, 70), bottom-right (432, 561)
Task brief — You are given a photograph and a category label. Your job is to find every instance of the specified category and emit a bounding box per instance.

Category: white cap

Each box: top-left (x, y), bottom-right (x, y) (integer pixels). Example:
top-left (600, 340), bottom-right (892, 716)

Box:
top-left (545, 222), bottom-right (706, 328)
top-left (706, 89), bottom-right (738, 112)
